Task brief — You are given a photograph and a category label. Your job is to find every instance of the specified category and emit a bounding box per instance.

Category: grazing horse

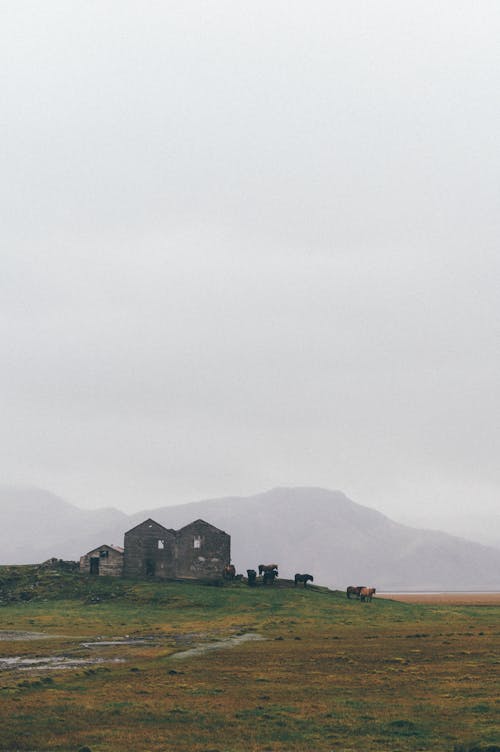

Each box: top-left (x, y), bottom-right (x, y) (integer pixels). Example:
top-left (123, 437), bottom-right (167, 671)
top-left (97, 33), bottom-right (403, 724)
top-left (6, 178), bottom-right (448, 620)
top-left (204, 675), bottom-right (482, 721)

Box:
top-left (294, 573), bottom-right (314, 587)
top-left (360, 587), bottom-right (376, 602)
top-left (346, 585), bottom-right (365, 599)
top-left (246, 569), bottom-right (257, 586)
top-left (222, 564), bottom-right (236, 580)
top-left (262, 568), bottom-right (278, 585)
top-left (258, 564), bottom-right (278, 575)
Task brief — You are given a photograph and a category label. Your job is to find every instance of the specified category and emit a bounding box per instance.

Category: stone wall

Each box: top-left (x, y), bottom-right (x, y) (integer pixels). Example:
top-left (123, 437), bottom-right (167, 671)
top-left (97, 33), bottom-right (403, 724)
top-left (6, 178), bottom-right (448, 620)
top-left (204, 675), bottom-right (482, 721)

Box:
top-left (175, 519), bottom-right (230, 580)
top-left (123, 519), bottom-right (176, 579)
top-left (79, 545), bottom-right (124, 577)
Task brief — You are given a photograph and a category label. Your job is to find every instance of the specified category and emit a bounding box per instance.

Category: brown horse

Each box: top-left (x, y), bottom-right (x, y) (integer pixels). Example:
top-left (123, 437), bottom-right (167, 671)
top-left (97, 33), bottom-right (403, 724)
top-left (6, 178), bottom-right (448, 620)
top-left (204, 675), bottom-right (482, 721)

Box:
top-left (360, 587), bottom-right (376, 602)
top-left (222, 564), bottom-right (236, 580)
top-left (258, 564), bottom-right (278, 575)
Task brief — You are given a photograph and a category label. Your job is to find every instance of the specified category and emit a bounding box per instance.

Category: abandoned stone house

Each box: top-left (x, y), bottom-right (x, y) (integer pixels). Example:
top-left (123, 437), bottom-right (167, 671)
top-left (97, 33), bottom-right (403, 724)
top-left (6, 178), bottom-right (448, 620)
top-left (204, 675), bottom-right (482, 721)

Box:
top-left (79, 544), bottom-right (124, 577)
top-left (80, 518), bottom-right (230, 582)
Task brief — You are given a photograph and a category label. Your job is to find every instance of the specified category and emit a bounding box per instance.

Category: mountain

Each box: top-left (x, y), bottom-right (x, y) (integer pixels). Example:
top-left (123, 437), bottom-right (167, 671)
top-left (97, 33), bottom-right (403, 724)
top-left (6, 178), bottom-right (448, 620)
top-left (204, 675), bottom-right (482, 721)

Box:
top-left (397, 512), bottom-right (500, 550)
top-left (134, 487), bottom-right (500, 591)
top-left (0, 485), bottom-right (128, 564)
top-left (1, 485), bottom-right (499, 591)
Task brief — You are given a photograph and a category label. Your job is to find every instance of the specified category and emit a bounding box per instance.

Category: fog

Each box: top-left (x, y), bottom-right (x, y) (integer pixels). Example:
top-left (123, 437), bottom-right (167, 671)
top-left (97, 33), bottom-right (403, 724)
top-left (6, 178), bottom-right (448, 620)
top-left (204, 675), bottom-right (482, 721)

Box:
top-left (1, 2), bottom-right (499, 525)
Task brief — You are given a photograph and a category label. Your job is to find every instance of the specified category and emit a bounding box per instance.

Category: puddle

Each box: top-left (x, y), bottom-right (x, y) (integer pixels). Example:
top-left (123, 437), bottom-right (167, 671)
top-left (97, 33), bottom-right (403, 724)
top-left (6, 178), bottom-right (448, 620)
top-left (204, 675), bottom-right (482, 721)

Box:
top-left (0, 632), bottom-right (264, 671)
top-left (170, 632), bottom-right (264, 660)
top-left (0, 656), bottom-right (125, 671)
top-left (0, 631), bottom-right (54, 641)
top-left (81, 639), bottom-right (150, 647)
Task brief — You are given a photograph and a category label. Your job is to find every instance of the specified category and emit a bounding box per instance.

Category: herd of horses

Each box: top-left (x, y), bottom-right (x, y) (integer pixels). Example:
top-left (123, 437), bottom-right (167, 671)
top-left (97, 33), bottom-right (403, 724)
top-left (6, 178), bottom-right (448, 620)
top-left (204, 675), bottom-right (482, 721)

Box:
top-left (346, 585), bottom-right (376, 601)
top-left (221, 566), bottom-right (376, 601)
top-left (222, 563), bottom-right (314, 588)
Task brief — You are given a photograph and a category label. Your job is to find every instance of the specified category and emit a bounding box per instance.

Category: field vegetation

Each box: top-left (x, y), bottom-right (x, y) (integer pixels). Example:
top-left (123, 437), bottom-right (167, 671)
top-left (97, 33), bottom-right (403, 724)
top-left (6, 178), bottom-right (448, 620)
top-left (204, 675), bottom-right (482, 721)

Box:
top-left (0, 565), bottom-right (498, 751)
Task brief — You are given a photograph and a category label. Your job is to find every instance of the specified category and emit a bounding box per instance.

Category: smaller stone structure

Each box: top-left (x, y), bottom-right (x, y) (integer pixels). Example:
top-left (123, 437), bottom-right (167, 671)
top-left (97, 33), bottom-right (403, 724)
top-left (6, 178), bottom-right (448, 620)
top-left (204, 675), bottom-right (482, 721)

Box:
top-left (79, 544), bottom-right (124, 577)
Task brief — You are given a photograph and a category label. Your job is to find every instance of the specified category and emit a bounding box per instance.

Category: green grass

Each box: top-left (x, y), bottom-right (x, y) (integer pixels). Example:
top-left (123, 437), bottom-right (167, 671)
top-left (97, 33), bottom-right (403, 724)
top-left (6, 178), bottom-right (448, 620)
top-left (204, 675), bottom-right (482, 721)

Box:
top-left (0, 567), bottom-right (499, 751)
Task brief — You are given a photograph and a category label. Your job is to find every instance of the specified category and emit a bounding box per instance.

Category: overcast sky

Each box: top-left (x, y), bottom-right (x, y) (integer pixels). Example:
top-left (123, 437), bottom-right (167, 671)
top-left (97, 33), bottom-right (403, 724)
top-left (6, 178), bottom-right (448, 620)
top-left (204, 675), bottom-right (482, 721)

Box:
top-left (1, 2), bottom-right (499, 522)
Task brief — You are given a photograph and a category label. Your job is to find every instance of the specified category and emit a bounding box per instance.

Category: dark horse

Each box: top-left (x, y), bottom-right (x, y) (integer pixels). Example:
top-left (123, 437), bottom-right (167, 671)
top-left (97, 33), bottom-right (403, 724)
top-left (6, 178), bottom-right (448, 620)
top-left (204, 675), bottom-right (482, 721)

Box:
top-left (262, 568), bottom-right (278, 585)
top-left (346, 585), bottom-right (365, 599)
top-left (294, 573), bottom-right (314, 587)
top-left (246, 569), bottom-right (257, 586)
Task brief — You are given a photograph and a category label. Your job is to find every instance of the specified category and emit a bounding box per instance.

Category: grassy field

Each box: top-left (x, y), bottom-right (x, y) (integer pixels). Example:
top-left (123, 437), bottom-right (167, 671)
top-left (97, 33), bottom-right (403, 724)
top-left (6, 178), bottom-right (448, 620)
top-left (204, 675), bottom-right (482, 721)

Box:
top-left (0, 566), bottom-right (498, 752)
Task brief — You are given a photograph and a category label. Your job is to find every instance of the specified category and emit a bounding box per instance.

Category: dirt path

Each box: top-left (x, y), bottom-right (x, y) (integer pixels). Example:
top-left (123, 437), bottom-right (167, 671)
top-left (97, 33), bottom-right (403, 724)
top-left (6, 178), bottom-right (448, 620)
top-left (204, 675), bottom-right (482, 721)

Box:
top-left (170, 632), bottom-right (264, 660)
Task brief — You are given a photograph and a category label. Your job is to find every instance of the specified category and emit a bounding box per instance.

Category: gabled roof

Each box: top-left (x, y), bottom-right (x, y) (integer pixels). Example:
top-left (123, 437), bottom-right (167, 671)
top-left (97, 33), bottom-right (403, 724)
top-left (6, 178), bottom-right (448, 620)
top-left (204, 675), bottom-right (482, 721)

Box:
top-left (84, 543), bottom-right (124, 556)
top-left (124, 518), bottom-right (175, 536)
top-left (177, 518), bottom-right (227, 535)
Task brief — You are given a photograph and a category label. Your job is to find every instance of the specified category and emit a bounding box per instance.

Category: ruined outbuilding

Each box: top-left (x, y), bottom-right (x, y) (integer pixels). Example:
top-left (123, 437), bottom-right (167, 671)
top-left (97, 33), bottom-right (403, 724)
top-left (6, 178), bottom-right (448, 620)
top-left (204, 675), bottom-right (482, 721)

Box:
top-left (122, 518), bottom-right (230, 582)
top-left (79, 544), bottom-right (124, 576)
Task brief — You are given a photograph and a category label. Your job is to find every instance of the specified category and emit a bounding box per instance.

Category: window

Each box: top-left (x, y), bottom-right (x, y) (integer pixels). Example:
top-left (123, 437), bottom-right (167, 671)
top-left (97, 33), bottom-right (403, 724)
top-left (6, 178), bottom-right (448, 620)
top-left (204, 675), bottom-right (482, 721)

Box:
top-left (99, 550), bottom-right (109, 559)
top-left (193, 535), bottom-right (201, 549)
top-left (158, 540), bottom-right (164, 550)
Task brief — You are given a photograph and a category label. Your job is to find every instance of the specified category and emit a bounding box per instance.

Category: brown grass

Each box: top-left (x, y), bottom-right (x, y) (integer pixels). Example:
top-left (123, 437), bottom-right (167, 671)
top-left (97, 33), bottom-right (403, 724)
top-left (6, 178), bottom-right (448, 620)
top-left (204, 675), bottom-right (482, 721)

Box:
top-left (0, 579), bottom-right (499, 751)
top-left (378, 592), bottom-right (500, 605)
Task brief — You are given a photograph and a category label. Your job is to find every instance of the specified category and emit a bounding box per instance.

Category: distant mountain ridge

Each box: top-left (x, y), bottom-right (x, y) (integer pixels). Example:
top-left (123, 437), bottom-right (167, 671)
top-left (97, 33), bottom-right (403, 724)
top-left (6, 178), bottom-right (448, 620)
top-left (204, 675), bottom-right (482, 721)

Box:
top-left (1, 484), bottom-right (499, 591)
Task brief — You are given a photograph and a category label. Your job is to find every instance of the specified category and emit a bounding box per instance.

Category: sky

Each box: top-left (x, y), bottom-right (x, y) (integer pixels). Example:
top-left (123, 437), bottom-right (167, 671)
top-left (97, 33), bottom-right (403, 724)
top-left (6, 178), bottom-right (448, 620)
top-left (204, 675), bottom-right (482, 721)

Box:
top-left (1, 1), bottom-right (499, 524)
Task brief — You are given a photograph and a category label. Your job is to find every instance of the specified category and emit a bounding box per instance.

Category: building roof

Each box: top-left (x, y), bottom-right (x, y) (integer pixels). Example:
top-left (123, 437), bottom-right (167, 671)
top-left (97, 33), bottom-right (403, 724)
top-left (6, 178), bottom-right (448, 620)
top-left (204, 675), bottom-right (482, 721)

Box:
top-left (176, 518), bottom-right (227, 535)
top-left (83, 543), bottom-right (124, 556)
top-left (124, 518), bottom-right (175, 536)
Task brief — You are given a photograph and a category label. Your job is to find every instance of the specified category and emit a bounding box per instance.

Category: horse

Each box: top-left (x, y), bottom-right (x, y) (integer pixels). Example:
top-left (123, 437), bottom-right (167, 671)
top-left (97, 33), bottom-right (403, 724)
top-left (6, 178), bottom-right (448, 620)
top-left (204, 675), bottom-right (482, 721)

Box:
top-left (294, 573), bottom-right (314, 587)
top-left (258, 564), bottom-right (278, 575)
top-left (346, 585), bottom-right (365, 599)
top-left (262, 568), bottom-right (278, 585)
top-left (222, 564), bottom-right (236, 580)
top-left (360, 587), bottom-right (376, 602)
top-left (246, 569), bottom-right (257, 586)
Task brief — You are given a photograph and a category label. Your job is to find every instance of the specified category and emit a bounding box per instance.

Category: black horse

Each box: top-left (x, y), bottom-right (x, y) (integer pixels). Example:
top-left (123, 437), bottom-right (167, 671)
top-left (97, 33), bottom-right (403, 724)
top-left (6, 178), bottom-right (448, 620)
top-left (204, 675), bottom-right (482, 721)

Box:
top-left (262, 568), bottom-right (278, 585)
top-left (294, 573), bottom-right (314, 587)
top-left (246, 569), bottom-right (257, 586)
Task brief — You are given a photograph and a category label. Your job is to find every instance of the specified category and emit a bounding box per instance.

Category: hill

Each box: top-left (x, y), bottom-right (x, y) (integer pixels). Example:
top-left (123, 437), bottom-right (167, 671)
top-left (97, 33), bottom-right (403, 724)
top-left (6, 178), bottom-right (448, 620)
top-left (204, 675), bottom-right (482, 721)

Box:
top-left (0, 570), bottom-right (498, 751)
top-left (1, 485), bottom-right (499, 590)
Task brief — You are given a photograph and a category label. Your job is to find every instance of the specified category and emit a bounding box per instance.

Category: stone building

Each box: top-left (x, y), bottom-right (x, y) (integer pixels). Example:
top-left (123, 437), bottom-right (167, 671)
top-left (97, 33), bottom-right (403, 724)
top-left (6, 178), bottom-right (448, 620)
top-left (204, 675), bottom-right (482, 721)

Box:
top-left (79, 544), bottom-right (124, 576)
top-left (174, 519), bottom-right (231, 580)
top-left (122, 519), bottom-right (176, 579)
top-left (123, 517), bottom-right (230, 581)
